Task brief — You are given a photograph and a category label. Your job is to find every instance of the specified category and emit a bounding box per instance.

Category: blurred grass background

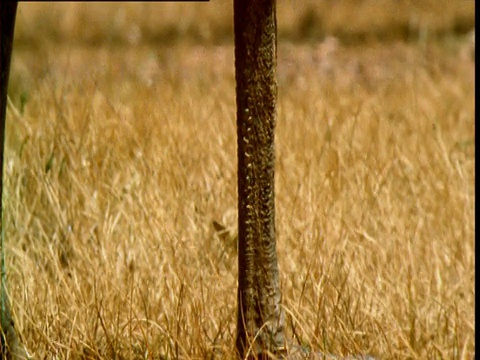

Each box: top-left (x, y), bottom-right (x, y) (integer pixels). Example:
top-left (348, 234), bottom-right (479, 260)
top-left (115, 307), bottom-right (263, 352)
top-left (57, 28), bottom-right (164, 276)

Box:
top-left (12, 1), bottom-right (475, 46)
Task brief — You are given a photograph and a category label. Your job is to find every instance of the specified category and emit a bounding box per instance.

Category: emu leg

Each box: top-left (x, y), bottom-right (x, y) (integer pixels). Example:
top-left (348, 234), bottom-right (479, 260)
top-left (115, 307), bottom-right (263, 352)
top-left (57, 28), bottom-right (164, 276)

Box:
top-left (234, 0), bottom-right (285, 358)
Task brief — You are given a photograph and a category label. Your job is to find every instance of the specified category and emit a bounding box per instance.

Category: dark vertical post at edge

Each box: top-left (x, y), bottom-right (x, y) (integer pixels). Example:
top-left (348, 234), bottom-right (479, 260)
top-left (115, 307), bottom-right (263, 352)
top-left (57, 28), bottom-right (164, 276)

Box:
top-left (234, 0), bottom-right (285, 358)
top-left (1, 2), bottom-right (29, 359)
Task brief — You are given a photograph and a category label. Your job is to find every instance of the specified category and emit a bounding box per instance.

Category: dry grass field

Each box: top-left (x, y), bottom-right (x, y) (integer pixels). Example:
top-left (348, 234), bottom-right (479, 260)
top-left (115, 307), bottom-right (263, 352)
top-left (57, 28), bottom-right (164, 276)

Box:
top-left (3, 2), bottom-right (475, 359)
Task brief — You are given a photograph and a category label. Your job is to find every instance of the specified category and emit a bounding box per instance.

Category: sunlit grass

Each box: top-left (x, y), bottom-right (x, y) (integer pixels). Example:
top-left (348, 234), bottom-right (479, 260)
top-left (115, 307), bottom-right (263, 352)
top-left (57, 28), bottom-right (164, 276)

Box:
top-left (3, 3), bottom-right (475, 359)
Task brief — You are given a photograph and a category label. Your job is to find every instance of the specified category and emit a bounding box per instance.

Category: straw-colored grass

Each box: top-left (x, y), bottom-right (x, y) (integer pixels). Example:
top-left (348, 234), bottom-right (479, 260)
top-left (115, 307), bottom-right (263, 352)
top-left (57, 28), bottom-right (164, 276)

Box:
top-left (3, 2), bottom-right (474, 359)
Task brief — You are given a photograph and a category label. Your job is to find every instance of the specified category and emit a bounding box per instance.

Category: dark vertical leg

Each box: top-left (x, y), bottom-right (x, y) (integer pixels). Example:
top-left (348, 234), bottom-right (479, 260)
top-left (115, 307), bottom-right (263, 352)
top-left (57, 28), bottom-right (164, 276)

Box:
top-left (1, 2), bottom-right (29, 359)
top-left (234, 0), bottom-right (285, 358)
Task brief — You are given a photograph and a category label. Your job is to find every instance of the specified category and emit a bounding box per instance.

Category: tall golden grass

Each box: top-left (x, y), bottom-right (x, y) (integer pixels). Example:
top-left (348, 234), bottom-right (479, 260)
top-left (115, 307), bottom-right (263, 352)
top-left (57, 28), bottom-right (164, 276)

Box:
top-left (3, 2), bottom-right (475, 359)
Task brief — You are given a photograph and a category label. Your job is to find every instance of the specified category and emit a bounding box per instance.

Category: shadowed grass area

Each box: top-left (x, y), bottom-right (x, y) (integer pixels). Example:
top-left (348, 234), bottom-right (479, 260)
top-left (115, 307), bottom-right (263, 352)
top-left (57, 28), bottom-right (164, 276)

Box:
top-left (3, 2), bottom-right (475, 359)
